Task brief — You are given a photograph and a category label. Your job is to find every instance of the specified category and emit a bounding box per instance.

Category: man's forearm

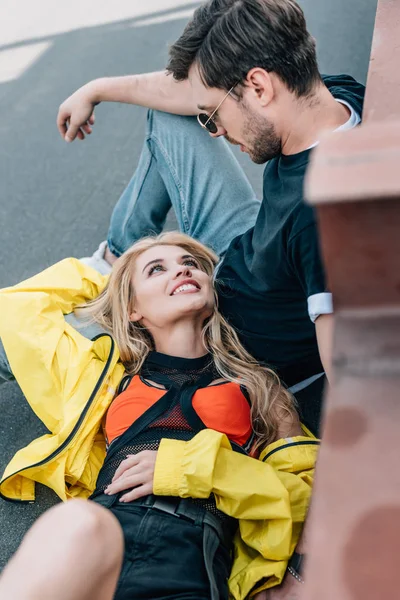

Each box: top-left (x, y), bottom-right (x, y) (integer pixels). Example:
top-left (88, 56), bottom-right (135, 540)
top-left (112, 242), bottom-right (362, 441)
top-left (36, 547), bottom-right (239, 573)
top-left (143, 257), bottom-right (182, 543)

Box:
top-left (315, 313), bottom-right (334, 382)
top-left (88, 71), bottom-right (197, 116)
top-left (57, 70), bottom-right (198, 141)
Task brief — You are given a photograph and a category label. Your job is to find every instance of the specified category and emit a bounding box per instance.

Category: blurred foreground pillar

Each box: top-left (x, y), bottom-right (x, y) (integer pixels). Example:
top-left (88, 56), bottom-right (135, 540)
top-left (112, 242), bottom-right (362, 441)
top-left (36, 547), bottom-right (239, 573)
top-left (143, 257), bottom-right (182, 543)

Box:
top-left (302, 1), bottom-right (400, 598)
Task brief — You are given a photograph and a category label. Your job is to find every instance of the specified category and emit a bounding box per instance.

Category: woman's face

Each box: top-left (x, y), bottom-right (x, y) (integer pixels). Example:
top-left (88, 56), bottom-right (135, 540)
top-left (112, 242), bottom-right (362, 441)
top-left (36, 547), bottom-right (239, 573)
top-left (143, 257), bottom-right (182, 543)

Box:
top-left (130, 244), bottom-right (214, 328)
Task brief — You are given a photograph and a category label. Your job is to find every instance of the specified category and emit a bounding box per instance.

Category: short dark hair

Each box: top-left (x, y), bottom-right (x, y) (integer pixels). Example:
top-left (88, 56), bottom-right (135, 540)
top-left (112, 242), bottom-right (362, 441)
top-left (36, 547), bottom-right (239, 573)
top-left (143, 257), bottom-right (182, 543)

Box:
top-left (167, 0), bottom-right (321, 97)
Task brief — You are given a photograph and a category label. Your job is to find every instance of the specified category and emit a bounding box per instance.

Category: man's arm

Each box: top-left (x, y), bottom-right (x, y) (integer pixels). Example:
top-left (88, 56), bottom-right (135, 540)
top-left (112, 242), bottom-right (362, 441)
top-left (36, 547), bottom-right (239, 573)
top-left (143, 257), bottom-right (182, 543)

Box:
top-left (315, 313), bottom-right (334, 382)
top-left (57, 71), bottom-right (197, 142)
top-left (288, 212), bottom-right (333, 382)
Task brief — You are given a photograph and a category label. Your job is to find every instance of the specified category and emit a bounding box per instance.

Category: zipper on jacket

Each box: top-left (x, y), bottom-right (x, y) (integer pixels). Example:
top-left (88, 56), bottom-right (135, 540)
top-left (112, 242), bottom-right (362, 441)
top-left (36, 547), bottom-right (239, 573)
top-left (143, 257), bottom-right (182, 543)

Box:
top-left (230, 440), bottom-right (250, 456)
top-left (0, 334), bottom-right (116, 503)
top-left (262, 439), bottom-right (320, 462)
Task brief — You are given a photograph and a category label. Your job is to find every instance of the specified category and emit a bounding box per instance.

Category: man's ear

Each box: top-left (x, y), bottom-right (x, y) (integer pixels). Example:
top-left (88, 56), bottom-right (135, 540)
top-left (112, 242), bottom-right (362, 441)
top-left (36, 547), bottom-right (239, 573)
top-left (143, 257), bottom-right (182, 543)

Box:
top-left (129, 308), bottom-right (142, 323)
top-left (245, 68), bottom-right (274, 107)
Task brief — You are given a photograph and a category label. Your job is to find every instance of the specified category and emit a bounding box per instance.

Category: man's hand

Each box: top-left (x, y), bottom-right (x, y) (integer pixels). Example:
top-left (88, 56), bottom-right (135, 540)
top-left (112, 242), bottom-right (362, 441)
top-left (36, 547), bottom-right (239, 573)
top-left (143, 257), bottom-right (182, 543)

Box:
top-left (57, 72), bottom-right (198, 142)
top-left (57, 83), bottom-right (98, 142)
top-left (104, 450), bottom-right (157, 502)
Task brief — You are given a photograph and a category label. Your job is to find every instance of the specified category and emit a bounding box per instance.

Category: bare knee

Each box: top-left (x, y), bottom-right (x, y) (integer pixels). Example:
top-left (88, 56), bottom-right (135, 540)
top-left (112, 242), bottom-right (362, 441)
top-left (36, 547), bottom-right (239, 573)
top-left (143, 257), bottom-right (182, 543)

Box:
top-left (0, 500), bottom-right (124, 600)
top-left (52, 500), bottom-right (123, 563)
top-left (22, 499), bottom-right (123, 573)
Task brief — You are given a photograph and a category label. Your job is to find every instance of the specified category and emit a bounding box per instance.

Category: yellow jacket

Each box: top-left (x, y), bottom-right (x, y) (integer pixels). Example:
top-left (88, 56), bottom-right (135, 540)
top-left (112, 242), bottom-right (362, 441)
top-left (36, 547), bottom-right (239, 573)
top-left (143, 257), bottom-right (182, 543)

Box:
top-left (0, 259), bottom-right (319, 599)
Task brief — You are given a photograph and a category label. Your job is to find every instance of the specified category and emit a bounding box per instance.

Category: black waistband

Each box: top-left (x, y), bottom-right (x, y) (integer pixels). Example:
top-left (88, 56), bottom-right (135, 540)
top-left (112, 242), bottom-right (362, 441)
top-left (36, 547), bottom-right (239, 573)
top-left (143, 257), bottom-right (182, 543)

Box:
top-left (135, 495), bottom-right (235, 546)
top-left (93, 493), bottom-right (236, 548)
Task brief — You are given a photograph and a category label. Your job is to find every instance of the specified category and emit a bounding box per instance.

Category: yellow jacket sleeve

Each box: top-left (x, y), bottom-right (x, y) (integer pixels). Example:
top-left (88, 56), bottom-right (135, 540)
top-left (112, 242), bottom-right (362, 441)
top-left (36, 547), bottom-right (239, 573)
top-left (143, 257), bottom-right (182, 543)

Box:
top-left (0, 259), bottom-right (109, 431)
top-left (2, 257), bottom-right (107, 313)
top-left (154, 429), bottom-right (317, 556)
top-left (0, 259), bottom-right (123, 502)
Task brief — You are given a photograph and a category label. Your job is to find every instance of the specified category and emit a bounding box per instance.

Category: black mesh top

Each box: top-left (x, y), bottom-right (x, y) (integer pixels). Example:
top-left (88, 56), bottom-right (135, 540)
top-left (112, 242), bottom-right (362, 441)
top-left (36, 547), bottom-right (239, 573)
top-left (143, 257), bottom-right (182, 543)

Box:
top-left (140, 351), bottom-right (220, 388)
top-left (91, 352), bottom-right (247, 527)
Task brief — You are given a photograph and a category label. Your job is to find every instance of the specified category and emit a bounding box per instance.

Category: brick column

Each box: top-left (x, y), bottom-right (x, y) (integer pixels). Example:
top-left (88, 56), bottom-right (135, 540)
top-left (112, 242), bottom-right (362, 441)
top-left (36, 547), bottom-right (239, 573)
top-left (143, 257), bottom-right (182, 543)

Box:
top-left (301, 1), bottom-right (400, 597)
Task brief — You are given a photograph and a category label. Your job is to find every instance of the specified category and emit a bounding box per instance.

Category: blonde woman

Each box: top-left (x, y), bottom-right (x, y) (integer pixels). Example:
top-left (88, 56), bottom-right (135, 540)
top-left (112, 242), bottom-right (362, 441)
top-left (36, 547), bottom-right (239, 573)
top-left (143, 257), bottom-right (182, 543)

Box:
top-left (0, 233), bottom-right (318, 600)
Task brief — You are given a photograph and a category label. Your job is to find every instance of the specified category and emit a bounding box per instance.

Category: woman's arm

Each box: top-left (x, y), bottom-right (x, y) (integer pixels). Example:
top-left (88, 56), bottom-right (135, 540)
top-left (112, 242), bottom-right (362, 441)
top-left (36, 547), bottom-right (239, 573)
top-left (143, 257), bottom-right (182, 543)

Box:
top-left (57, 71), bottom-right (198, 142)
top-left (155, 430), bottom-right (316, 525)
top-left (0, 259), bottom-right (108, 431)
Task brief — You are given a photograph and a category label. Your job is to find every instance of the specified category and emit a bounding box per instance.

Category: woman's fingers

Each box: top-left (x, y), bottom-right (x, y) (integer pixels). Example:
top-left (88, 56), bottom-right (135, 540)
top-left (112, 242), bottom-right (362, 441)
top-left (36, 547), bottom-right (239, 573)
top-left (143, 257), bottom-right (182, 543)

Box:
top-left (111, 454), bottom-right (140, 483)
top-left (119, 482), bottom-right (153, 503)
top-left (112, 451), bottom-right (157, 483)
top-left (105, 451), bottom-right (158, 497)
top-left (106, 471), bottom-right (150, 495)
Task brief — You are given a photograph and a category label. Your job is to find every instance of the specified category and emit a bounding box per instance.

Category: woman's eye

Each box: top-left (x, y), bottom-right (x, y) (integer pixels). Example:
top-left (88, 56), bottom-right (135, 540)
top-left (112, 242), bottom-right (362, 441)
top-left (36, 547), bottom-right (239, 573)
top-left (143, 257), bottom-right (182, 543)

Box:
top-left (183, 259), bottom-right (199, 268)
top-left (148, 264), bottom-right (165, 276)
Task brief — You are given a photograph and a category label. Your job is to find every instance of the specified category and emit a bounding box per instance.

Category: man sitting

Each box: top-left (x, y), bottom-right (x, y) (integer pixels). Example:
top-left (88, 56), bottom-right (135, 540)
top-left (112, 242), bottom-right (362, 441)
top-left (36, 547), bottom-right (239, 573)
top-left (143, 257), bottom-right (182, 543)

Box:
top-left (57, 1), bottom-right (364, 438)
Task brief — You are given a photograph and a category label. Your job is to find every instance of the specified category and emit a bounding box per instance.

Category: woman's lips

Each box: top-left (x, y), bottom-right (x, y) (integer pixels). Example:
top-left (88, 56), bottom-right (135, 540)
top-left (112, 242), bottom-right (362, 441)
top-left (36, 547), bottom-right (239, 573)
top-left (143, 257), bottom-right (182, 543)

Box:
top-left (170, 281), bottom-right (201, 295)
top-left (173, 286), bottom-right (200, 295)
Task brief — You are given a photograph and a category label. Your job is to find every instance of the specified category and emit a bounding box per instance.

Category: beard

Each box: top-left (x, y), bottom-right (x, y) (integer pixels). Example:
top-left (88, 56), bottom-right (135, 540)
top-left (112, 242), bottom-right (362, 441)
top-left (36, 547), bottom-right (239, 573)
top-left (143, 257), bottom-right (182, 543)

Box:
top-left (226, 104), bottom-right (281, 164)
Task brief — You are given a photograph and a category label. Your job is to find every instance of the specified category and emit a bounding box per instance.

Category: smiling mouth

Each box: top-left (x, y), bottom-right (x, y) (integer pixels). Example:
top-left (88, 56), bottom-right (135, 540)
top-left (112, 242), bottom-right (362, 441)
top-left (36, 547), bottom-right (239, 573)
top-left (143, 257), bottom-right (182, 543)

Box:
top-left (171, 283), bottom-right (200, 295)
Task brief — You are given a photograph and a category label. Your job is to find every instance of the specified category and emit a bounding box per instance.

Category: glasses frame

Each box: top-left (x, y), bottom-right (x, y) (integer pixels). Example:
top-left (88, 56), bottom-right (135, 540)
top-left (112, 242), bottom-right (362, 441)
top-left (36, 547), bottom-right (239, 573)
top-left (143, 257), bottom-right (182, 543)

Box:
top-left (197, 84), bottom-right (237, 134)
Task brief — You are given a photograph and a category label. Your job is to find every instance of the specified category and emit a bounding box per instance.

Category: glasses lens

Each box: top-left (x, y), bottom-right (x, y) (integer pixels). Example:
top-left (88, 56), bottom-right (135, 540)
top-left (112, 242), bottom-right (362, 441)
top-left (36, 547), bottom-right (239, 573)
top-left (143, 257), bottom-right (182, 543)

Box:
top-left (198, 113), bottom-right (218, 134)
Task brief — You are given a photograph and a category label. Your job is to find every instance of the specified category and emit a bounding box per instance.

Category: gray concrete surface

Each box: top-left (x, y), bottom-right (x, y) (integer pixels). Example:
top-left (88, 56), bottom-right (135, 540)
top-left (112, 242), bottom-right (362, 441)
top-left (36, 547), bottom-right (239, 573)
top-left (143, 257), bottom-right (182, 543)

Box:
top-left (0, 0), bottom-right (377, 572)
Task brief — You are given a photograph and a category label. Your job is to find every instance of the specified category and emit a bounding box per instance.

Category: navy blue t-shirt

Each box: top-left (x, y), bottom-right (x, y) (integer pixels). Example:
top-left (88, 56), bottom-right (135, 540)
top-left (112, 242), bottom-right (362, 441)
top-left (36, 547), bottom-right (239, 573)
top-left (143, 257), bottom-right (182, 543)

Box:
top-left (217, 75), bottom-right (365, 387)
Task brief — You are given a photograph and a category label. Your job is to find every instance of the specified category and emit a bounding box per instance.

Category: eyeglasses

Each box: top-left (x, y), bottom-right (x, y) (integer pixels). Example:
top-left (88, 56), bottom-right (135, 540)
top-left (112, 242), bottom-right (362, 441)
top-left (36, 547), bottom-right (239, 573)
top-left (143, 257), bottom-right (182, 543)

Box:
top-left (197, 84), bottom-right (237, 134)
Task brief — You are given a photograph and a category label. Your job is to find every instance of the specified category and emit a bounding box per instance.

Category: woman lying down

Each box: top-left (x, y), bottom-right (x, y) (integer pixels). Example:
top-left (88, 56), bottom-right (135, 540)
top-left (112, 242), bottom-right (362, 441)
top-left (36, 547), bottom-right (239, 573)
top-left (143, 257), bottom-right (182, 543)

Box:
top-left (0, 232), bottom-right (319, 600)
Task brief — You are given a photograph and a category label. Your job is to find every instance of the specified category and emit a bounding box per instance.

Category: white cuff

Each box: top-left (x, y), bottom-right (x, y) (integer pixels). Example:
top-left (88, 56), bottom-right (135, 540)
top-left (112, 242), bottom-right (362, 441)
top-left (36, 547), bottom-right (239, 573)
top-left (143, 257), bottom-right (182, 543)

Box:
top-left (308, 292), bottom-right (333, 323)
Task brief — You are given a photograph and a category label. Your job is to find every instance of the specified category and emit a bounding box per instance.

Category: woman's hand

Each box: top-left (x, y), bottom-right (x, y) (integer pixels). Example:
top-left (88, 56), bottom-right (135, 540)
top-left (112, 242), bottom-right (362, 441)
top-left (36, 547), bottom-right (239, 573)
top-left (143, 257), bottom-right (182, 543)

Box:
top-left (104, 450), bottom-right (157, 502)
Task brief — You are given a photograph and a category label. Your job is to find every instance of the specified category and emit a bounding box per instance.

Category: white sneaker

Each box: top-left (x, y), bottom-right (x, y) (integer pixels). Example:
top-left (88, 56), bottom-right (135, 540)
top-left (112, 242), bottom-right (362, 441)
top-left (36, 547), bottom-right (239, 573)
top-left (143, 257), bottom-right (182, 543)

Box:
top-left (80, 240), bottom-right (112, 275)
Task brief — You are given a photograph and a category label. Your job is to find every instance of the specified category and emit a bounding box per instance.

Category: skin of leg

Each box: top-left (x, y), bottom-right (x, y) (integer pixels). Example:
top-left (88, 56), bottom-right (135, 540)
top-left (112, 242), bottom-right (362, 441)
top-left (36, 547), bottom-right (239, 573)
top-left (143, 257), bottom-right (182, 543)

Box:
top-left (0, 499), bottom-right (124, 600)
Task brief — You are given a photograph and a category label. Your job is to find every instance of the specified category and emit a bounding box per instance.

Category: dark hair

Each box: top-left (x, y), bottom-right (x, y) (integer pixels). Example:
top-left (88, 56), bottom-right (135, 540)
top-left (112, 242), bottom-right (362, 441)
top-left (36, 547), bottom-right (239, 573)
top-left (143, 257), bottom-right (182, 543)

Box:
top-left (167, 0), bottom-right (321, 98)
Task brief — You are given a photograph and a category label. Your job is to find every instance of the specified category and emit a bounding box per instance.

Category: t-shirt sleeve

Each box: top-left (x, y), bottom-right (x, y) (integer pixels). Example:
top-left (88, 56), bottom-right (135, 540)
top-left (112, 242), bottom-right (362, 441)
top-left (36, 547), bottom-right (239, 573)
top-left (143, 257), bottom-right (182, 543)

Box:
top-left (288, 217), bottom-right (333, 323)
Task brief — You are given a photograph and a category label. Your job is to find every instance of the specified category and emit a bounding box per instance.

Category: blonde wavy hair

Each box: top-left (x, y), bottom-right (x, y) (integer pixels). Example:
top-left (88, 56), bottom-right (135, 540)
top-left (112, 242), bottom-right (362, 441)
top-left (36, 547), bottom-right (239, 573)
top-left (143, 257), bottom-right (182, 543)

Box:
top-left (77, 232), bottom-right (297, 450)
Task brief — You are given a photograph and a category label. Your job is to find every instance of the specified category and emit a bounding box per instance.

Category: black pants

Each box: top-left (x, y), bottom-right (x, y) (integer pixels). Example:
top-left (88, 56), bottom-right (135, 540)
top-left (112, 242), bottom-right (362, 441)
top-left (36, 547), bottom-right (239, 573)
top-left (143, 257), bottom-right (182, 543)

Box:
top-left (93, 494), bottom-right (233, 600)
